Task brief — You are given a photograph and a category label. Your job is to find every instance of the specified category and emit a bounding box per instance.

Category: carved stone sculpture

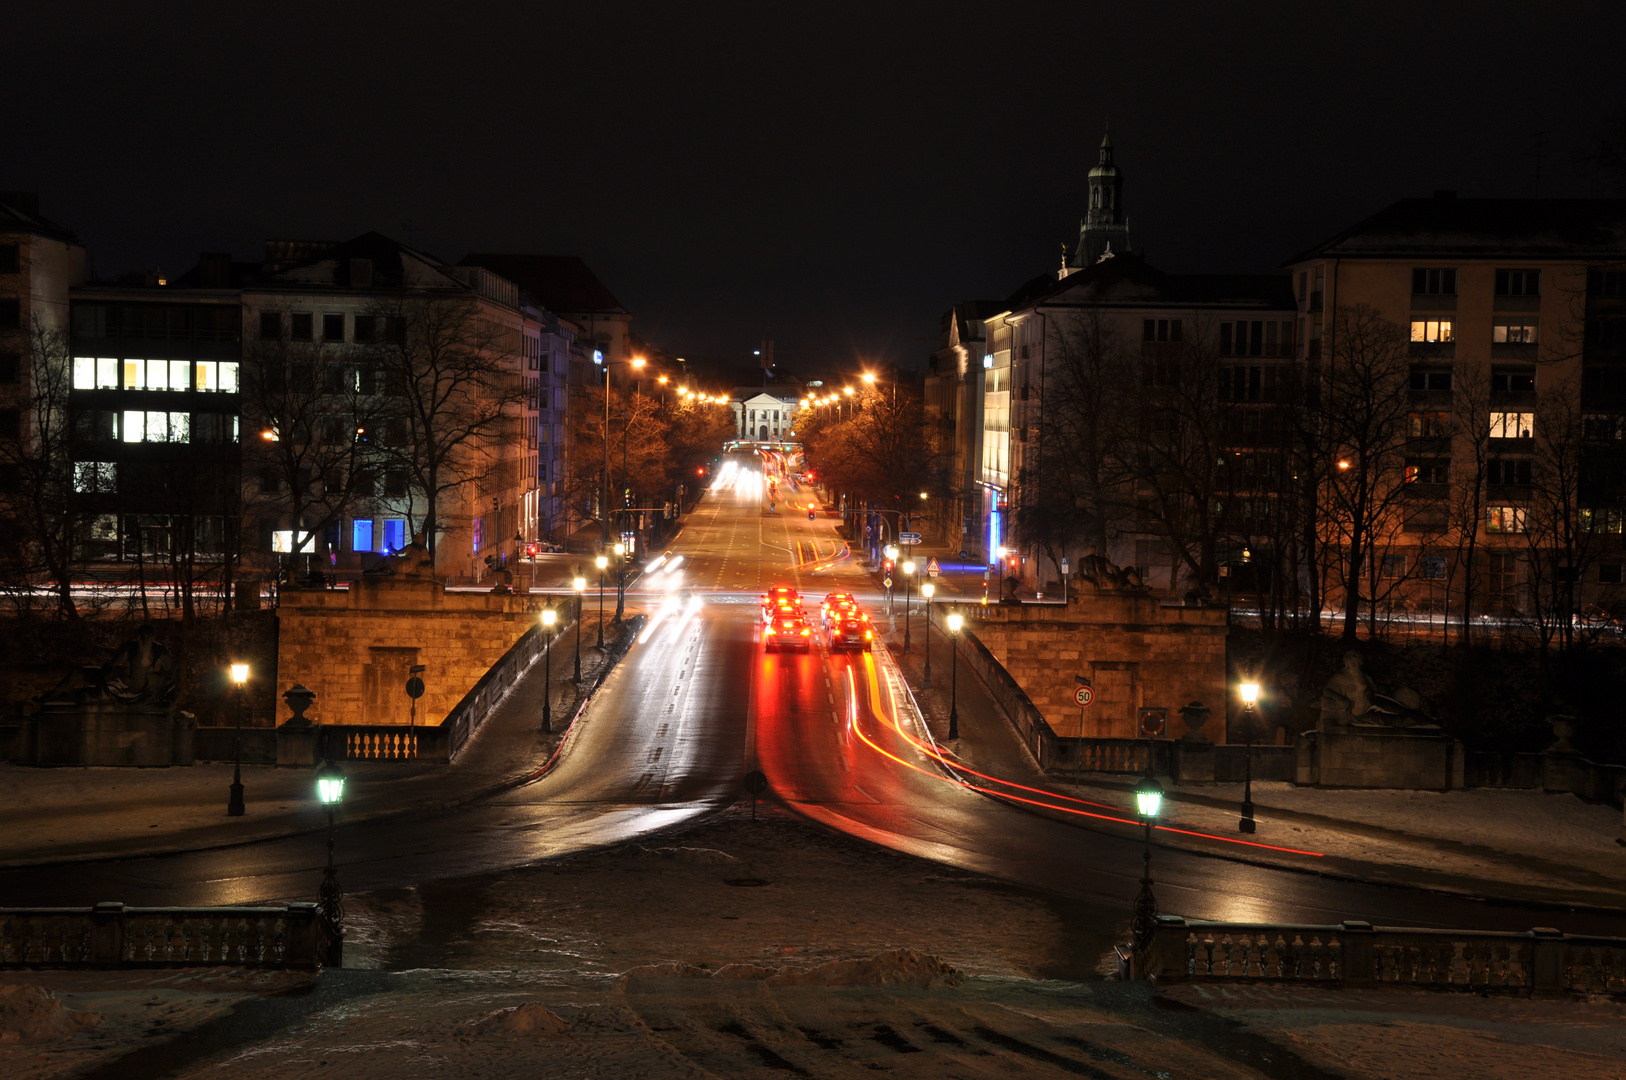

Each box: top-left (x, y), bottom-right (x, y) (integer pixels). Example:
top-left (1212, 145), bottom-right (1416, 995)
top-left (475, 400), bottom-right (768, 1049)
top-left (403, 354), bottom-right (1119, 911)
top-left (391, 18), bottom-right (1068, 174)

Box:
top-left (98, 624), bottom-right (178, 706)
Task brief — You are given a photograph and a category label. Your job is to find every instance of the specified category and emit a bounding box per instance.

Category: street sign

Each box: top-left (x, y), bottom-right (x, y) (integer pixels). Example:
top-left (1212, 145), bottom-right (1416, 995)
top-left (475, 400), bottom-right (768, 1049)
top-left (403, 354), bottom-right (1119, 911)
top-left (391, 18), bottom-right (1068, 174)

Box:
top-left (1138, 707), bottom-right (1167, 737)
top-left (743, 770), bottom-right (768, 795)
top-left (405, 676), bottom-right (425, 699)
top-left (1061, 557), bottom-right (1070, 574)
top-left (1073, 685), bottom-right (1094, 708)
top-left (883, 577), bottom-right (893, 589)
top-left (926, 557), bottom-right (941, 577)
top-left (900, 532), bottom-right (921, 544)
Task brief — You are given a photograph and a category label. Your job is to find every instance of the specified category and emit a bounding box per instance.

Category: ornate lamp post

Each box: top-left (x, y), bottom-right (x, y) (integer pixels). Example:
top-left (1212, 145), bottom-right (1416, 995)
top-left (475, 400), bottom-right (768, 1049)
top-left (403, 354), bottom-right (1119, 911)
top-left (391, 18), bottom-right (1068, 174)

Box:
top-left (945, 611), bottom-right (963, 740)
top-left (227, 663), bottom-right (249, 816)
top-left (901, 559), bottom-right (916, 653)
top-left (540, 605), bottom-right (557, 734)
top-left (572, 575), bottom-right (587, 682)
top-left (315, 759), bottom-right (346, 967)
top-left (595, 554), bottom-right (609, 649)
top-left (1239, 680), bottom-right (1260, 834)
top-left (1132, 774), bottom-right (1164, 958)
top-left (921, 581), bottom-right (935, 689)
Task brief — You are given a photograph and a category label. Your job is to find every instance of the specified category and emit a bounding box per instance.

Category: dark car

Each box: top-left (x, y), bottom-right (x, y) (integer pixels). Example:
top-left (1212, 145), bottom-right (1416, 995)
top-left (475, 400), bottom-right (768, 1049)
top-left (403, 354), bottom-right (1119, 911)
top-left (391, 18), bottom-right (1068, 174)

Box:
top-left (766, 613), bottom-right (813, 652)
top-left (829, 616), bottom-right (873, 652)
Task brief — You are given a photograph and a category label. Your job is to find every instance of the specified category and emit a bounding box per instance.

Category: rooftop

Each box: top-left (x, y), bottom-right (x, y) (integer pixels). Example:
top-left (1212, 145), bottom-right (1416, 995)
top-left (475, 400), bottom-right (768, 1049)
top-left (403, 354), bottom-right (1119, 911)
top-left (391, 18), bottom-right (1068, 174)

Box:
top-left (459, 254), bottom-right (628, 316)
top-left (1290, 194), bottom-right (1626, 263)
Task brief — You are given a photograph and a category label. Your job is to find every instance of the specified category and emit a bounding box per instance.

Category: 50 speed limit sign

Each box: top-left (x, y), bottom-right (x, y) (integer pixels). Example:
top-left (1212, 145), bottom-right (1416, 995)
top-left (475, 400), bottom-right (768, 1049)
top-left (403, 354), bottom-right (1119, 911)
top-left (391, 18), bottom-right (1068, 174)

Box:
top-left (1073, 685), bottom-right (1094, 708)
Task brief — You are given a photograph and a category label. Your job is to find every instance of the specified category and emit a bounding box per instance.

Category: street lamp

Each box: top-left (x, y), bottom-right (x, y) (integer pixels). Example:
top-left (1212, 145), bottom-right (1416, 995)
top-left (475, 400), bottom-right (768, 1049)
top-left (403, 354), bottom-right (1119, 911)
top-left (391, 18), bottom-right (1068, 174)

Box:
top-left (595, 554), bottom-right (609, 648)
top-left (902, 559), bottom-right (916, 653)
top-left (1132, 774), bottom-right (1164, 957)
top-left (540, 606), bottom-right (557, 734)
top-left (921, 581), bottom-right (935, 689)
top-left (572, 575), bottom-right (587, 682)
top-left (1239, 681), bottom-right (1260, 834)
top-left (315, 759), bottom-right (346, 967)
top-left (227, 663), bottom-right (249, 817)
top-left (945, 611), bottom-right (963, 740)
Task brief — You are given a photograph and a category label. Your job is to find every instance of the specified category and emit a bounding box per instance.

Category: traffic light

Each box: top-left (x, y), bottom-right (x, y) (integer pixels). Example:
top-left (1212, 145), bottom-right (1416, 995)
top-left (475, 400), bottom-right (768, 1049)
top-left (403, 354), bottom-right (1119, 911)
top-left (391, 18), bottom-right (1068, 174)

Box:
top-left (525, 544), bottom-right (537, 558)
top-left (883, 559), bottom-right (893, 572)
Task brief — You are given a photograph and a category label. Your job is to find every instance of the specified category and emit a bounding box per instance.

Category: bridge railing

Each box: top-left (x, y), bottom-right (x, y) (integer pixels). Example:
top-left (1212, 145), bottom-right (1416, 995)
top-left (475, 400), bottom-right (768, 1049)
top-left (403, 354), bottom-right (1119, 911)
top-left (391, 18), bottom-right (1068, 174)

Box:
top-left (1140, 916), bottom-right (1626, 995)
top-left (0, 902), bottom-right (331, 969)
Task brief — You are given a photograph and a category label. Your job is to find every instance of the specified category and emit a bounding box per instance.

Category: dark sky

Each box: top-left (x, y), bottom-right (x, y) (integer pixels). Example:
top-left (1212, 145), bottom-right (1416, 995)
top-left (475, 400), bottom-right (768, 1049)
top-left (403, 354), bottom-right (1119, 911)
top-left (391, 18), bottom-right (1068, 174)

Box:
top-left (8, 2), bottom-right (1624, 377)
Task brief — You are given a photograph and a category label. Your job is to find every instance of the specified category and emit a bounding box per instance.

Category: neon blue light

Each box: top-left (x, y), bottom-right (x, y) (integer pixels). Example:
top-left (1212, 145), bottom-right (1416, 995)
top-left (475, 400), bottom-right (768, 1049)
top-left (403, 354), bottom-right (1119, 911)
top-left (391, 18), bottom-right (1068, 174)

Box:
top-left (988, 508), bottom-right (1001, 565)
top-left (352, 520), bottom-right (374, 552)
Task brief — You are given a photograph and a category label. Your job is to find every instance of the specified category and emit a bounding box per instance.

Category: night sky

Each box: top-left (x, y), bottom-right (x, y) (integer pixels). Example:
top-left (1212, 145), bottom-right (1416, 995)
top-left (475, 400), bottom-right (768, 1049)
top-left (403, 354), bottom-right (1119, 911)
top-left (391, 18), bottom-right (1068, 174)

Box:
top-left (8, 2), bottom-right (1624, 377)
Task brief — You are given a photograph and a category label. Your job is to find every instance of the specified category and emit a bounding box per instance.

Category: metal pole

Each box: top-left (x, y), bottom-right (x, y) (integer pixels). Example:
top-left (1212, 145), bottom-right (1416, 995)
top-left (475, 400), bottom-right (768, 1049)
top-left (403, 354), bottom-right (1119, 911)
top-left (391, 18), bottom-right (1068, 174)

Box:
top-left (319, 804), bottom-right (344, 968)
top-left (542, 626), bottom-right (553, 734)
top-left (597, 571), bottom-right (605, 648)
top-left (922, 594), bottom-right (932, 690)
top-left (574, 595), bottom-right (583, 682)
top-left (1132, 820), bottom-right (1158, 955)
top-left (903, 570), bottom-right (912, 653)
top-left (948, 631), bottom-right (959, 740)
top-left (227, 684), bottom-right (245, 816)
top-left (617, 411), bottom-right (628, 622)
top-left (1240, 704), bottom-right (1256, 833)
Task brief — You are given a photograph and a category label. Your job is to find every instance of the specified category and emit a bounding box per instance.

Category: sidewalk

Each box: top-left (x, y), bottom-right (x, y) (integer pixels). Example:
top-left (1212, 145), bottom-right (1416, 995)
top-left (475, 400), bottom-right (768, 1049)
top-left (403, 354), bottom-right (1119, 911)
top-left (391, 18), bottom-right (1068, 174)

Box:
top-left (879, 613), bottom-right (1626, 912)
top-left (0, 613), bottom-right (639, 870)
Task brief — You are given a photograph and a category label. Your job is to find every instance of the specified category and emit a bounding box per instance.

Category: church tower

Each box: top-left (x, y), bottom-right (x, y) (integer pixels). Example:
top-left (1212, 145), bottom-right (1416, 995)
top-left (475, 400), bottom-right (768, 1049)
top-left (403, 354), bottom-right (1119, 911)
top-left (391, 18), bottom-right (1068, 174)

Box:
top-left (1070, 132), bottom-right (1131, 268)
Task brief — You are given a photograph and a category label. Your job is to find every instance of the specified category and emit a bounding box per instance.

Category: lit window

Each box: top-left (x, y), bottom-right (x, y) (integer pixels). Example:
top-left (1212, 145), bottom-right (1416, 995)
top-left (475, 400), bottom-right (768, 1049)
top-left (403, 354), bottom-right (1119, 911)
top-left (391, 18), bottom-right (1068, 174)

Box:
top-left (1485, 506), bottom-right (1527, 533)
top-left (1493, 324), bottom-right (1537, 344)
top-left (352, 519), bottom-right (374, 552)
top-left (1580, 509), bottom-right (1625, 533)
top-left (122, 411), bottom-right (144, 443)
top-left (73, 461), bottom-right (116, 493)
top-left (383, 518), bottom-right (406, 554)
top-left (193, 361), bottom-right (240, 393)
top-left (1489, 411), bottom-right (1534, 439)
top-left (73, 357), bottom-right (95, 389)
top-left (1410, 320), bottom-right (1453, 343)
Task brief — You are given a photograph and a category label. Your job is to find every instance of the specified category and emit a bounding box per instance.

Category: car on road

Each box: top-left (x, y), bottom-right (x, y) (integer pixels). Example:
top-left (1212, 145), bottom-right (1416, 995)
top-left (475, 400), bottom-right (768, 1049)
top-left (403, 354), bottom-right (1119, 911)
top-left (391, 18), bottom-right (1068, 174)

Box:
top-left (763, 585), bottom-right (802, 621)
top-left (765, 612), bottom-right (813, 652)
top-left (820, 591), bottom-right (858, 624)
top-left (828, 616), bottom-right (873, 652)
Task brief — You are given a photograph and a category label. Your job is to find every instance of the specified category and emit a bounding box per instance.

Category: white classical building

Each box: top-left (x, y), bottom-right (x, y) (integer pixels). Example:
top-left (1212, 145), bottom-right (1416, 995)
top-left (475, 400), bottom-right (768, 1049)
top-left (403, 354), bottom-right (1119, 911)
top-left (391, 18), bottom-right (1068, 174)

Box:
top-left (729, 388), bottom-right (801, 445)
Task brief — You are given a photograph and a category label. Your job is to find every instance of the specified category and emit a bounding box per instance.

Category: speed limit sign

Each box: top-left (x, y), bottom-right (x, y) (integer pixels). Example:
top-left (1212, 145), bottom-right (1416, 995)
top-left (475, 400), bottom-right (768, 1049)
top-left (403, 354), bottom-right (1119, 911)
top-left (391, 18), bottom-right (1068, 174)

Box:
top-left (1073, 685), bottom-right (1094, 708)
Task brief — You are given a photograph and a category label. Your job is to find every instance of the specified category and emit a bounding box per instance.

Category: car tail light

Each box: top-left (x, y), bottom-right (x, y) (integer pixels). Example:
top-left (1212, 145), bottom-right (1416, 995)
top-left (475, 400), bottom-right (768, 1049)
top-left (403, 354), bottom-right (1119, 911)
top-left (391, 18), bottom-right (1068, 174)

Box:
top-left (800, 628), bottom-right (809, 636)
top-left (864, 630), bottom-right (872, 640)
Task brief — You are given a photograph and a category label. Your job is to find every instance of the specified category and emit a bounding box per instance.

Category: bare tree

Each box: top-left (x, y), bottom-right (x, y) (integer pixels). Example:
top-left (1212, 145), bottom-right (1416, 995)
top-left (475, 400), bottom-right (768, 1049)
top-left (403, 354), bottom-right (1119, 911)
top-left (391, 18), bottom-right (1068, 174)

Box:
top-left (0, 317), bottom-right (79, 619)
top-left (1315, 304), bottom-right (1415, 641)
top-left (371, 294), bottom-right (525, 566)
top-left (1517, 377), bottom-right (1601, 654)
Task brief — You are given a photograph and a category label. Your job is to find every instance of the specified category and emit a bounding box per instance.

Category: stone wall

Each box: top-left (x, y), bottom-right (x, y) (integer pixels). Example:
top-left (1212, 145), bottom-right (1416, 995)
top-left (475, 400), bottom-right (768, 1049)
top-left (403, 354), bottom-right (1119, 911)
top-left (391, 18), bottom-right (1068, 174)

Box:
top-left (1296, 730), bottom-right (1465, 790)
top-left (966, 592), bottom-right (1227, 741)
top-left (276, 578), bottom-right (557, 728)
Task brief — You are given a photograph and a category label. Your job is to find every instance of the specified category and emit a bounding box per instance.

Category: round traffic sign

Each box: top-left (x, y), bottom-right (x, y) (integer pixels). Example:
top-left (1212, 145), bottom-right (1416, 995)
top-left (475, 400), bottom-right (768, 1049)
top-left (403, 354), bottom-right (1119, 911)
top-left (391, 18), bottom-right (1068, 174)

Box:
top-left (1073, 685), bottom-right (1093, 708)
top-left (405, 676), bottom-right (425, 699)
top-left (743, 770), bottom-right (768, 795)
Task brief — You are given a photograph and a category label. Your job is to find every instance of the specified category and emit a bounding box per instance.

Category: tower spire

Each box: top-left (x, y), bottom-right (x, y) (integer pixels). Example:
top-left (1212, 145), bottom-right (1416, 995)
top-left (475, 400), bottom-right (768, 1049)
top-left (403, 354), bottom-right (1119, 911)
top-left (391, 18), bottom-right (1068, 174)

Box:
top-left (1070, 127), bottom-right (1131, 269)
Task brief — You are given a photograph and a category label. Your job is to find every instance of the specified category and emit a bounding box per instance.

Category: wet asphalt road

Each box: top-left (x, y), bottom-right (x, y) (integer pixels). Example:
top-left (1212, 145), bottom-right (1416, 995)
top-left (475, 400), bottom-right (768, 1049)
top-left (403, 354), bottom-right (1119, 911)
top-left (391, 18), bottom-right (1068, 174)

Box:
top-left (5, 451), bottom-right (1624, 939)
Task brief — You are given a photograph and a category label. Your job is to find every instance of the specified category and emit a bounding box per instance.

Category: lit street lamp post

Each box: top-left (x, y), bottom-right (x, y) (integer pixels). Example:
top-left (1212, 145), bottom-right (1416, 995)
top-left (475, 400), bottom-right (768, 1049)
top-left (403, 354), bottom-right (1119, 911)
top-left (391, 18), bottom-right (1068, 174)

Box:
top-left (1239, 681), bottom-right (1260, 834)
top-left (540, 605), bottom-right (557, 733)
top-left (945, 611), bottom-right (963, 740)
top-left (572, 575), bottom-right (587, 682)
top-left (613, 541), bottom-right (626, 624)
top-left (315, 760), bottom-right (346, 967)
top-left (595, 554), bottom-right (608, 649)
top-left (902, 559), bottom-right (915, 653)
top-left (921, 581), bottom-right (935, 689)
top-left (227, 663), bottom-right (248, 816)
top-left (1132, 774), bottom-right (1164, 960)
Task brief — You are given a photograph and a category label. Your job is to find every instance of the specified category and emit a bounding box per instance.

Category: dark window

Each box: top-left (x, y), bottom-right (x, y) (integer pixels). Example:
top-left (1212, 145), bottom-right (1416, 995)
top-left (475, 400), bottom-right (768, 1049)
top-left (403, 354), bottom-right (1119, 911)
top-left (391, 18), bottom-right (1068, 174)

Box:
top-left (383, 470), bottom-right (407, 498)
top-left (0, 463), bottom-right (18, 490)
top-left (1590, 270), bottom-right (1624, 298)
top-left (1405, 459), bottom-right (1449, 484)
top-left (258, 468), bottom-right (281, 493)
top-left (0, 299), bottom-right (19, 329)
top-left (321, 364), bottom-right (347, 395)
top-left (0, 244), bottom-right (18, 273)
top-left (384, 316), bottom-right (405, 344)
top-left (1487, 458), bottom-right (1533, 485)
top-left (0, 352), bottom-right (18, 383)
top-left (1419, 555), bottom-right (1447, 579)
top-left (1492, 369), bottom-right (1536, 393)
top-left (1495, 269), bottom-right (1540, 297)
top-left (0, 407), bottom-right (19, 439)
top-left (1601, 564), bottom-right (1623, 584)
top-left (322, 313), bottom-right (345, 342)
top-left (74, 410), bottom-right (118, 441)
top-left (1143, 319), bottom-right (1155, 342)
top-left (353, 315), bottom-right (379, 343)
top-left (1411, 268), bottom-right (1457, 295)
top-left (259, 311), bottom-right (282, 339)
top-left (1409, 367), bottom-right (1453, 391)
top-left (1408, 411), bottom-right (1451, 438)
top-left (1142, 318), bottom-right (1182, 343)
top-left (290, 312), bottom-right (313, 341)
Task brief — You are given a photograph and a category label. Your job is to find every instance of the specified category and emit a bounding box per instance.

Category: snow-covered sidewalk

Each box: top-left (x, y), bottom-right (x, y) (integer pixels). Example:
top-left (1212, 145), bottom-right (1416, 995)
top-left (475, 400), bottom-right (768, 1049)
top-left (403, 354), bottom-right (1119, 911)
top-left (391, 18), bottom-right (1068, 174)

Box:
top-left (6, 807), bottom-right (1623, 1080)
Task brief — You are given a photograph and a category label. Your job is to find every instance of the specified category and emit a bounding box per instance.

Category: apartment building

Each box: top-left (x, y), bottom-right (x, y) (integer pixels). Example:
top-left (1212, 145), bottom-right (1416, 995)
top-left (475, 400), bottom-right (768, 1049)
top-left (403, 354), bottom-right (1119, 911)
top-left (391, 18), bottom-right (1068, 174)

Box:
top-left (1287, 193), bottom-right (1626, 623)
top-left (924, 300), bottom-right (996, 557)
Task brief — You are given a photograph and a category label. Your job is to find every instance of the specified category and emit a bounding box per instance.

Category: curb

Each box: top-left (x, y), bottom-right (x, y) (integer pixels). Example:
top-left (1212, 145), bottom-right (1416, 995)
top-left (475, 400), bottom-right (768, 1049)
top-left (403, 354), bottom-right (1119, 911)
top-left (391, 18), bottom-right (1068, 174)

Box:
top-left (0, 617), bottom-right (650, 874)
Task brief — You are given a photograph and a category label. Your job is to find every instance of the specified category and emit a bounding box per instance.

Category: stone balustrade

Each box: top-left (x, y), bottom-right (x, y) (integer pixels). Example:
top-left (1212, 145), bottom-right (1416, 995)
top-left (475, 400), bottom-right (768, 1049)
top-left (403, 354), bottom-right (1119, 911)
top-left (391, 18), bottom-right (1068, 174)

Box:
top-left (0, 902), bottom-right (331, 969)
top-left (1140, 916), bottom-right (1626, 995)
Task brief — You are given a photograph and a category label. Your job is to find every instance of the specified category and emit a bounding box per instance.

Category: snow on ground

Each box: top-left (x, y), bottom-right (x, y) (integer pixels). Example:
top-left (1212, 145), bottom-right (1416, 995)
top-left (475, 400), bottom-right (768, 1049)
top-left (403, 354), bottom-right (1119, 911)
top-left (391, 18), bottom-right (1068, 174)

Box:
top-left (7, 805), bottom-right (1625, 1079)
